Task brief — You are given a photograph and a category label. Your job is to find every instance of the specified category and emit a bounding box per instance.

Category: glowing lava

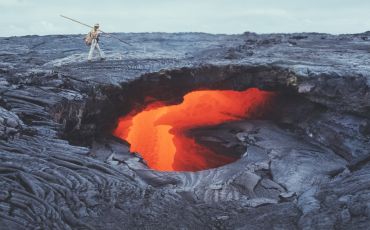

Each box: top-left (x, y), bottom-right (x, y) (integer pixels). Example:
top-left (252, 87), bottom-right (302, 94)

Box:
top-left (113, 88), bottom-right (275, 172)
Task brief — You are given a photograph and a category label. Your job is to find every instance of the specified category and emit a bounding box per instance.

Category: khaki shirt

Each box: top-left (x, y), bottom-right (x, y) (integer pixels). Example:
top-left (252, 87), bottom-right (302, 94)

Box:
top-left (89, 29), bottom-right (100, 40)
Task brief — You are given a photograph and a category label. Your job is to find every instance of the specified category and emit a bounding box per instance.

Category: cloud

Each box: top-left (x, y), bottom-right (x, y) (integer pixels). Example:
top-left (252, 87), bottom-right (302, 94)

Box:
top-left (0, 0), bottom-right (370, 36)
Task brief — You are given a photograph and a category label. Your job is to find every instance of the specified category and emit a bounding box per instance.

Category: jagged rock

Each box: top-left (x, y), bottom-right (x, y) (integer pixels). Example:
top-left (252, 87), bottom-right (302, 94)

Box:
top-left (0, 106), bottom-right (24, 139)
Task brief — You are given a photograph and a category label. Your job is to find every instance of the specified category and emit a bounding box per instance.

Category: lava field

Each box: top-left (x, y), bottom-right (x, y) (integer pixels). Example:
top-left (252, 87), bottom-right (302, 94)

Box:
top-left (0, 32), bottom-right (369, 229)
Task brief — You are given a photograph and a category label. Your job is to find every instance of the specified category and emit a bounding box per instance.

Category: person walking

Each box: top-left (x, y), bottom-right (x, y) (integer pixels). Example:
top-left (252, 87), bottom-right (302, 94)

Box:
top-left (85, 23), bottom-right (105, 61)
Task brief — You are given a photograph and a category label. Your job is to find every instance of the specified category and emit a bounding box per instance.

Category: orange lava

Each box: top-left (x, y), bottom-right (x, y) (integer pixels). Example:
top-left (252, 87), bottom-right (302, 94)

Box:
top-left (113, 88), bottom-right (274, 171)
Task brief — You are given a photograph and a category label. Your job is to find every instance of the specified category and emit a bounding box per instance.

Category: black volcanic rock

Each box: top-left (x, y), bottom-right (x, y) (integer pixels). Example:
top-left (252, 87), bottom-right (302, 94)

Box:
top-left (0, 32), bottom-right (369, 229)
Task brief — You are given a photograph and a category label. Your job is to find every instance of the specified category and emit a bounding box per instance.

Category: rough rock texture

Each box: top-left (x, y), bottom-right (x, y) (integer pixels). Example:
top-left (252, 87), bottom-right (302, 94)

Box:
top-left (0, 32), bottom-right (369, 229)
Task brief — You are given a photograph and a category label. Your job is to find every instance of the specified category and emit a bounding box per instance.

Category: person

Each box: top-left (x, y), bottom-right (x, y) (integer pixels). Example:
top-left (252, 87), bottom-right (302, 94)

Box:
top-left (86, 23), bottom-right (105, 61)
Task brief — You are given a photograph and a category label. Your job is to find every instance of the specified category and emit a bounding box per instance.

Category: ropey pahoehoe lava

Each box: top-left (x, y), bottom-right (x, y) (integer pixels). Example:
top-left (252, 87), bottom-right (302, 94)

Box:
top-left (113, 88), bottom-right (275, 171)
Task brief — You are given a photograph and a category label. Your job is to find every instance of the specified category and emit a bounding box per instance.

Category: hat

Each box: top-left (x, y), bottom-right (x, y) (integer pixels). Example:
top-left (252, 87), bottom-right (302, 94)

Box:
top-left (94, 23), bottom-right (100, 27)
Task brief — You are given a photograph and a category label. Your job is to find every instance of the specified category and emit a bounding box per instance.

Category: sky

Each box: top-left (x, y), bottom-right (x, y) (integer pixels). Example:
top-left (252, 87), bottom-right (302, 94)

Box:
top-left (0, 0), bottom-right (369, 37)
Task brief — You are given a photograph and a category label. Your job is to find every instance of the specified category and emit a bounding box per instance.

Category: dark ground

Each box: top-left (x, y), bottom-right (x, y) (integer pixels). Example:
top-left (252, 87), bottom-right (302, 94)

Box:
top-left (0, 31), bottom-right (369, 229)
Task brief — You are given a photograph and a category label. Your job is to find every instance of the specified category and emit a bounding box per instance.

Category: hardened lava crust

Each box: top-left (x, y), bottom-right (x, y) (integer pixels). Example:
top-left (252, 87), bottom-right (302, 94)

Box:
top-left (0, 32), bottom-right (369, 229)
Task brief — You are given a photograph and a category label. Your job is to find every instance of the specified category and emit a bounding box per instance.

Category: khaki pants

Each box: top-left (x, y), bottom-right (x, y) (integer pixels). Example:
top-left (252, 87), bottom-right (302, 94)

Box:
top-left (88, 39), bottom-right (105, 61)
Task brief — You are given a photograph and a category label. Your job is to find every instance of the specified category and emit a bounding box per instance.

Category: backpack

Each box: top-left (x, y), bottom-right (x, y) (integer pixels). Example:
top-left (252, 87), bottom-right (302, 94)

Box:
top-left (84, 32), bottom-right (92, 46)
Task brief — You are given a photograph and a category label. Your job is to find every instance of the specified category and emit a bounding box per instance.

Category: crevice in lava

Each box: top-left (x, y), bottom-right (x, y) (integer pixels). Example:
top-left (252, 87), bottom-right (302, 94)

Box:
top-left (53, 64), bottom-right (339, 172)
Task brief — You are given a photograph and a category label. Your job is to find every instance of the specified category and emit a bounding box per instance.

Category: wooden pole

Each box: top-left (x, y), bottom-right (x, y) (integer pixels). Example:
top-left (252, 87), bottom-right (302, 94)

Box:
top-left (60, 15), bottom-right (133, 46)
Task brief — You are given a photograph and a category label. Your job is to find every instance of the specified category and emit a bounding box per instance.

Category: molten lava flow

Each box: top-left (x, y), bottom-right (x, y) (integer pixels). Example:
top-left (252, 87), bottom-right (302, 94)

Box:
top-left (113, 88), bottom-right (275, 171)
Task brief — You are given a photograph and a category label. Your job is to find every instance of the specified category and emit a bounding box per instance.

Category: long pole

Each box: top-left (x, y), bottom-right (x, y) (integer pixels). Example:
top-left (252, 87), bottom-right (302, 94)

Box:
top-left (60, 15), bottom-right (133, 46)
